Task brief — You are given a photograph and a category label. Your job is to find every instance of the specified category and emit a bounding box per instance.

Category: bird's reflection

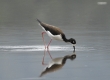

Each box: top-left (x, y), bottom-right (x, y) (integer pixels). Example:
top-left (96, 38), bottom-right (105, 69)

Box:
top-left (42, 48), bottom-right (53, 65)
top-left (40, 51), bottom-right (76, 77)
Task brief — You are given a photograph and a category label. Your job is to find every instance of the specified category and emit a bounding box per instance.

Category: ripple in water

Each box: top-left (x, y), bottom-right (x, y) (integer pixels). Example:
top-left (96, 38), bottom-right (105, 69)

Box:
top-left (0, 45), bottom-right (95, 52)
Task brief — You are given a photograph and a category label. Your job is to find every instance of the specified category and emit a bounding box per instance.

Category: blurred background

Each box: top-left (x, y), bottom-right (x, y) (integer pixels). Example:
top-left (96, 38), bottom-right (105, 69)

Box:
top-left (0, 0), bottom-right (110, 45)
top-left (0, 0), bottom-right (110, 80)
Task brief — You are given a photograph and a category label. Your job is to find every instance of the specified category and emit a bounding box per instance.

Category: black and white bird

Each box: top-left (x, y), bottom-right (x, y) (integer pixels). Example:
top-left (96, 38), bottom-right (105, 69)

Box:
top-left (39, 53), bottom-right (76, 77)
top-left (37, 19), bottom-right (76, 51)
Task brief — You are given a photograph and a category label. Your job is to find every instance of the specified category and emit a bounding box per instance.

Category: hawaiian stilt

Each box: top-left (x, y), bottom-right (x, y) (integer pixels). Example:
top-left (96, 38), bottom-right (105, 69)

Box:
top-left (37, 19), bottom-right (76, 51)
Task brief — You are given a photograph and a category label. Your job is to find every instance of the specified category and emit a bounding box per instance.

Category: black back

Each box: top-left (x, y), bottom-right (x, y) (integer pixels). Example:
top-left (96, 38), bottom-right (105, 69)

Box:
top-left (37, 19), bottom-right (64, 35)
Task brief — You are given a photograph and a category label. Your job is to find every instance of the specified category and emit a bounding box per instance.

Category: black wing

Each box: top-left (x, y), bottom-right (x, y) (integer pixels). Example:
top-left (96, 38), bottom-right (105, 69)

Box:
top-left (37, 19), bottom-right (64, 35)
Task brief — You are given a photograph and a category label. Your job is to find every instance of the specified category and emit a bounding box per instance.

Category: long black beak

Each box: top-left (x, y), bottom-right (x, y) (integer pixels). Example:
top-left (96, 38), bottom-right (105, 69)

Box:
top-left (73, 46), bottom-right (75, 52)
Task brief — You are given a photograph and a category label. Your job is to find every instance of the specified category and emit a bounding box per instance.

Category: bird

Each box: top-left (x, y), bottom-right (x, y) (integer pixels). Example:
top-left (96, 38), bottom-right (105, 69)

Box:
top-left (39, 53), bottom-right (76, 77)
top-left (37, 19), bottom-right (76, 51)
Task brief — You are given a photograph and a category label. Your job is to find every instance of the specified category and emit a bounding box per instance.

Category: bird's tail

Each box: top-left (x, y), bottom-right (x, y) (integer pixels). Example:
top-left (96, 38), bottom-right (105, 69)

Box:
top-left (36, 19), bottom-right (42, 24)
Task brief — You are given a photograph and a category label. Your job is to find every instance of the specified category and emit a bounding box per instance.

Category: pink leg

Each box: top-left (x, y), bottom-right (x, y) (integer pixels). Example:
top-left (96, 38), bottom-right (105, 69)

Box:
top-left (47, 39), bottom-right (52, 49)
top-left (42, 48), bottom-right (52, 65)
top-left (42, 49), bottom-right (47, 65)
top-left (42, 32), bottom-right (46, 49)
top-left (47, 49), bottom-right (53, 59)
top-left (46, 39), bottom-right (53, 59)
top-left (41, 32), bottom-right (52, 65)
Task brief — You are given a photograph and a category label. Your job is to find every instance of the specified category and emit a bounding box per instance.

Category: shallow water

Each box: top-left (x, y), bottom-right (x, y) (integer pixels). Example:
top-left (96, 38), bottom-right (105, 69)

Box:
top-left (0, 0), bottom-right (110, 80)
top-left (0, 25), bottom-right (110, 80)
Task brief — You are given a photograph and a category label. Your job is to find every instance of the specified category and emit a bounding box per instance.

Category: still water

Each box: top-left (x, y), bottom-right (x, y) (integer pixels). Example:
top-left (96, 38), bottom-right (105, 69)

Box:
top-left (0, 0), bottom-right (110, 80)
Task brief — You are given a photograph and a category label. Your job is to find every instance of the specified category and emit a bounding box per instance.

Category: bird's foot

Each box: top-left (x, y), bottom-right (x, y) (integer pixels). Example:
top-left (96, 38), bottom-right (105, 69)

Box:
top-left (44, 46), bottom-right (49, 50)
top-left (47, 46), bottom-right (49, 50)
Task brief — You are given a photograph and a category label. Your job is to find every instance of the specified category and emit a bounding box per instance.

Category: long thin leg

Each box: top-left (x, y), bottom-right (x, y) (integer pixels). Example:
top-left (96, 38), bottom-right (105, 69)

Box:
top-left (41, 32), bottom-right (52, 62)
top-left (47, 39), bottom-right (52, 49)
top-left (42, 32), bottom-right (46, 49)
top-left (47, 48), bottom-right (52, 59)
top-left (47, 39), bottom-right (53, 59)
top-left (42, 48), bottom-right (52, 65)
top-left (42, 49), bottom-right (47, 65)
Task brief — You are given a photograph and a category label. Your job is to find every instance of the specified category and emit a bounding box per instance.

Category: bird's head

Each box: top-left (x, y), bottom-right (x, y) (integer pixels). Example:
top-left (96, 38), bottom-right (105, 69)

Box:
top-left (64, 54), bottom-right (76, 60)
top-left (69, 38), bottom-right (76, 51)
top-left (69, 38), bottom-right (76, 44)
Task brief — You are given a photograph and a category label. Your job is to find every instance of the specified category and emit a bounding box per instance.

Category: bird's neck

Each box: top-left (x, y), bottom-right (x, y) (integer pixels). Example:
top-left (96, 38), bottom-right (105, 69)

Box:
top-left (62, 56), bottom-right (71, 64)
top-left (61, 34), bottom-right (70, 42)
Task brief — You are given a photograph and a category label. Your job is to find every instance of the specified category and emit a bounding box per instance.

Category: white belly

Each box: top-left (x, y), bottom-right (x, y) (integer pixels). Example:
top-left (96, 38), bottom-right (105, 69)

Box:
top-left (39, 25), bottom-right (63, 41)
top-left (46, 31), bottom-right (63, 40)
